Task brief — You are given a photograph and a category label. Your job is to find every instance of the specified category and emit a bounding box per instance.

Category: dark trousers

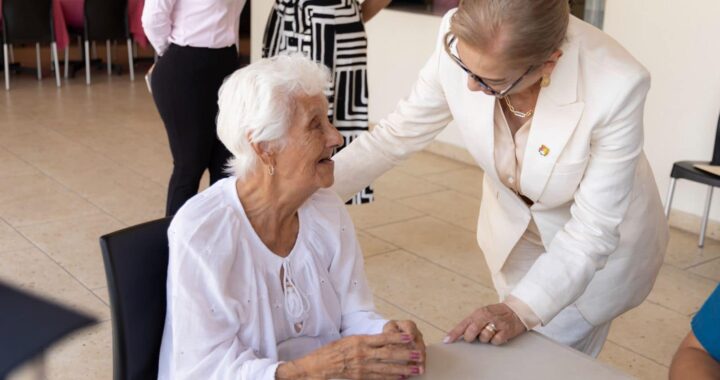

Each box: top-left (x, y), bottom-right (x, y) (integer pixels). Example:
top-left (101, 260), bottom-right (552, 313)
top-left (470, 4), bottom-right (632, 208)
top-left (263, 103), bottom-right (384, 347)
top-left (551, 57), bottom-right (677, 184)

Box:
top-left (150, 44), bottom-right (239, 216)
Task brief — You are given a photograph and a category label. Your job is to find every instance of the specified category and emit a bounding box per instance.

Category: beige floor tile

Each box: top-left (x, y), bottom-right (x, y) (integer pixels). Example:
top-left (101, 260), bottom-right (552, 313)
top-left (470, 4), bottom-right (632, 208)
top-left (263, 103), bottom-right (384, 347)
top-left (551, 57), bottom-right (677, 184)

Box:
top-left (607, 301), bottom-right (690, 366)
top-left (396, 151), bottom-right (468, 176)
top-left (357, 231), bottom-right (398, 257)
top-left (92, 287), bottom-right (111, 306)
top-left (1, 129), bottom-right (117, 175)
top-left (366, 216), bottom-right (493, 288)
top-left (365, 250), bottom-right (498, 332)
top-left (0, 219), bottom-right (33, 253)
top-left (598, 341), bottom-right (669, 380)
top-left (0, 248), bottom-right (109, 321)
top-left (17, 214), bottom-right (125, 289)
top-left (664, 227), bottom-right (720, 269)
top-left (374, 297), bottom-right (447, 345)
top-left (688, 257), bottom-right (720, 282)
top-left (374, 168), bottom-right (447, 200)
top-left (424, 167), bottom-right (485, 198)
top-left (46, 321), bottom-right (113, 380)
top-left (0, 190), bottom-right (103, 228)
top-left (646, 264), bottom-right (718, 316)
top-left (0, 148), bottom-right (40, 178)
top-left (346, 198), bottom-right (425, 229)
top-left (397, 190), bottom-right (480, 232)
top-left (0, 173), bottom-right (63, 204)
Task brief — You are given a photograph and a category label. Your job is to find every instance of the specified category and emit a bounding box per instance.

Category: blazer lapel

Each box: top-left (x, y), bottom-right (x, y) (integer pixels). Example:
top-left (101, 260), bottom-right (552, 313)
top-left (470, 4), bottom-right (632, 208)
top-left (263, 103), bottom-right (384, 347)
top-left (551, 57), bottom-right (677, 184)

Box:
top-left (521, 38), bottom-right (585, 202)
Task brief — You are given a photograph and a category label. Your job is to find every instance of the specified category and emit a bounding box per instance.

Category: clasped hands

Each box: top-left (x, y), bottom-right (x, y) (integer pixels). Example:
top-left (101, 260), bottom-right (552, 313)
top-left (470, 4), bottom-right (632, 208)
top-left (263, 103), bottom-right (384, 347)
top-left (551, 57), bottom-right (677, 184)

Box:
top-left (278, 320), bottom-right (425, 380)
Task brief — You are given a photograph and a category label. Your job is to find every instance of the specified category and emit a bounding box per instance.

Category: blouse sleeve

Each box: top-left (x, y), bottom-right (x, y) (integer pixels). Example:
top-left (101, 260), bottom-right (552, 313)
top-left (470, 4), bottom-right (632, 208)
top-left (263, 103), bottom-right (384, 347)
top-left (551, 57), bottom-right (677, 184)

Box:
top-left (141, 0), bottom-right (176, 55)
top-left (163, 221), bottom-right (280, 380)
top-left (327, 207), bottom-right (388, 336)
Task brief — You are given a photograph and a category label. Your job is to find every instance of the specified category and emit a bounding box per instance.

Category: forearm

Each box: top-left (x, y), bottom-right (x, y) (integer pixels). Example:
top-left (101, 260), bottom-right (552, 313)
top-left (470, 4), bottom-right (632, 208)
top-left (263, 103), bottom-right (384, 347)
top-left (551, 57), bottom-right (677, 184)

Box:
top-left (670, 348), bottom-right (720, 380)
top-left (361, 0), bottom-right (391, 22)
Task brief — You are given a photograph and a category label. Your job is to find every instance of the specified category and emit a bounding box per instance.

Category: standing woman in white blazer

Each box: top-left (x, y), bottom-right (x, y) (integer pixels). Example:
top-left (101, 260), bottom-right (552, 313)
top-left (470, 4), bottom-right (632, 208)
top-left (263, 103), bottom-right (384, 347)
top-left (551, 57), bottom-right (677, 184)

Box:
top-left (331, 0), bottom-right (669, 357)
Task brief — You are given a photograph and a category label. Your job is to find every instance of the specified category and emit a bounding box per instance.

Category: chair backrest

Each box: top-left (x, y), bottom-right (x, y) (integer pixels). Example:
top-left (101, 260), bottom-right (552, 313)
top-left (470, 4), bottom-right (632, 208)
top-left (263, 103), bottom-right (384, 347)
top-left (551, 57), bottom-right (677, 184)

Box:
top-left (99, 217), bottom-right (173, 380)
top-left (712, 110), bottom-right (720, 165)
top-left (1, 0), bottom-right (54, 44)
top-left (84, 0), bottom-right (129, 41)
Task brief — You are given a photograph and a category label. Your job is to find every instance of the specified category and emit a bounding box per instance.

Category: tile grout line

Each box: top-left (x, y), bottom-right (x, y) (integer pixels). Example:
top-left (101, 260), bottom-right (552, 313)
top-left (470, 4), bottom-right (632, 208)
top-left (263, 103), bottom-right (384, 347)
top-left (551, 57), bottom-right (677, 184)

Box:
top-left (9, 227), bottom-right (111, 319)
top-left (1, 146), bottom-right (132, 228)
top-left (374, 294), bottom-right (449, 337)
top-left (365, 245), bottom-right (497, 295)
top-left (605, 338), bottom-right (671, 369)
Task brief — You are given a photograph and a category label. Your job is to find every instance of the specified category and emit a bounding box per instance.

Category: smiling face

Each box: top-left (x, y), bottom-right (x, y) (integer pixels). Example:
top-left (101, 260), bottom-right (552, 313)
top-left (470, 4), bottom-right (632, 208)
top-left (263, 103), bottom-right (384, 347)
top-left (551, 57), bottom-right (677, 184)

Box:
top-left (272, 93), bottom-right (342, 194)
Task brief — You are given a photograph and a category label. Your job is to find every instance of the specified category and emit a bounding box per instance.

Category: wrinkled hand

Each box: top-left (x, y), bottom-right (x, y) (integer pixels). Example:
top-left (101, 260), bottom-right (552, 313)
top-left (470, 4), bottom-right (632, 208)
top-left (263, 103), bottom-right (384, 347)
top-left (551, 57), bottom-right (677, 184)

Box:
top-left (445, 303), bottom-right (527, 346)
top-left (278, 332), bottom-right (424, 380)
top-left (383, 320), bottom-right (426, 367)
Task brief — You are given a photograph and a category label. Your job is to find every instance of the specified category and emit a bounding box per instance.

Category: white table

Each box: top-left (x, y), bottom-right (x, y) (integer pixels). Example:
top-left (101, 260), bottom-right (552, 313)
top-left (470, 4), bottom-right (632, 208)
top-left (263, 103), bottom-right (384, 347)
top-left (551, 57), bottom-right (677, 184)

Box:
top-left (417, 332), bottom-right (633, 379)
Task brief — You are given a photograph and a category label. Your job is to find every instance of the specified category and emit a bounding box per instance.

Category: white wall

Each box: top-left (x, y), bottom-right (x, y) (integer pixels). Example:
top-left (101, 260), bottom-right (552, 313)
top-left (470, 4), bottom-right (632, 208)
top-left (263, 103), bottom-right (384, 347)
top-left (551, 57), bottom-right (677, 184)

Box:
top-left (251, 0), bottom-right (720, 221)
top-left (604, 0), bottom-right (720, 221)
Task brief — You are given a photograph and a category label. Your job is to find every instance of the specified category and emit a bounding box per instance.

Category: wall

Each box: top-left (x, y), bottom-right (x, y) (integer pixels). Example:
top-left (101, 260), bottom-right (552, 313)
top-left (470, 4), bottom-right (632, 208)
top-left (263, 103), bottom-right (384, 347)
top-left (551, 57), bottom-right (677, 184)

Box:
top-left (251, 0), bottom-right (720, 224)
top-left (604, 0), bottom-right (720, 224)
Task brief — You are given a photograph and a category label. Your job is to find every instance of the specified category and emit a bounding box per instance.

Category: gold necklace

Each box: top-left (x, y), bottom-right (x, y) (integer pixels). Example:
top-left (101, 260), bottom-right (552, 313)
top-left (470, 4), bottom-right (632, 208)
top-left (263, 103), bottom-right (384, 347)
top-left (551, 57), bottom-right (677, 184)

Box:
top-left (503, 95), bottom-right (534, 118)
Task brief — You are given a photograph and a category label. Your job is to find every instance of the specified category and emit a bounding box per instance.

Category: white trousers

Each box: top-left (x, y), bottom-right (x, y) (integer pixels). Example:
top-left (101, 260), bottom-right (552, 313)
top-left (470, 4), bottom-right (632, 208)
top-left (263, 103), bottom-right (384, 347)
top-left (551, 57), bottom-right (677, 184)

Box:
top-left (491, 221), bottom-right (611, 358)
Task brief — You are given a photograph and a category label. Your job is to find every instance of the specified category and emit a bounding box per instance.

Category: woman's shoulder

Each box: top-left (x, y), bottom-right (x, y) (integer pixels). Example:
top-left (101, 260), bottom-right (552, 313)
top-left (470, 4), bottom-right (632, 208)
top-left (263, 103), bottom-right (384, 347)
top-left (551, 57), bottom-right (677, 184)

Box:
top-left (304, 188), bottom-right (355, 233)
top-left (169, 178), bottom-right (242, 245)
top-left (570, 16), bottom-right (649, 82)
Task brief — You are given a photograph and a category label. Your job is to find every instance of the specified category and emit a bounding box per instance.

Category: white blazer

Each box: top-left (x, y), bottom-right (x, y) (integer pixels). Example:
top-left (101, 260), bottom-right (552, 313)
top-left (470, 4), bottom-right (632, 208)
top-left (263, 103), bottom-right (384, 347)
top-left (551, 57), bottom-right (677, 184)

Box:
top-left (331, 11), bottom-right (669, 327)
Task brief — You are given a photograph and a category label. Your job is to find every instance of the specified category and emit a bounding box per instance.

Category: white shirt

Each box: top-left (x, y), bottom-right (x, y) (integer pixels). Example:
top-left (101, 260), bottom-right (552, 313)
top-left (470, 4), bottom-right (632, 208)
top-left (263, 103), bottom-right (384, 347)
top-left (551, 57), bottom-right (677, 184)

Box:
top-left (142, 0), bottom-right (247, 55)
top-left (157, 178), bottom-right (387, 380)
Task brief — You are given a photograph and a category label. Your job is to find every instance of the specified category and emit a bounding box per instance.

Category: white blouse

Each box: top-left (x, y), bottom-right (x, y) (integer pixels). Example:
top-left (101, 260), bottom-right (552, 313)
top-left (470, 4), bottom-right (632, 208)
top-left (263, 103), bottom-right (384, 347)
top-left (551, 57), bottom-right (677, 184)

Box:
top-left (142, 0), bottom-right (248, 55)
top-left (157, 178), bottom-right (387, 380)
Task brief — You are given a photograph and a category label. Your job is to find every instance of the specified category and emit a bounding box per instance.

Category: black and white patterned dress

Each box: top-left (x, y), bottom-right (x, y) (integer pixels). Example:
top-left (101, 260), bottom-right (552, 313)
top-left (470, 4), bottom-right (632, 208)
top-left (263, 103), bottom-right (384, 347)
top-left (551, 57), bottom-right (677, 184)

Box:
top-left (263, 0), bottom-right (374, 204)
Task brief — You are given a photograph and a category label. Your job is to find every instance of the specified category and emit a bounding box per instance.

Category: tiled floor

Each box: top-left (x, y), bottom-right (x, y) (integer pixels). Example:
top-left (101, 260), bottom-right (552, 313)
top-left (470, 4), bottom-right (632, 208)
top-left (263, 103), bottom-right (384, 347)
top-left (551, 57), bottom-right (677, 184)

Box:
top-left (1, 74), bottom-right (718, 380)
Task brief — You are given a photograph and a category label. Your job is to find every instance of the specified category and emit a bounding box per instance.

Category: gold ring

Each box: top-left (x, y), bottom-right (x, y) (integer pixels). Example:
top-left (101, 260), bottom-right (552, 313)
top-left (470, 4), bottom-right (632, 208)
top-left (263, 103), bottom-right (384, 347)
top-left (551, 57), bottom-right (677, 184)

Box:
top-left (484, 322), bottom-right (497, 333)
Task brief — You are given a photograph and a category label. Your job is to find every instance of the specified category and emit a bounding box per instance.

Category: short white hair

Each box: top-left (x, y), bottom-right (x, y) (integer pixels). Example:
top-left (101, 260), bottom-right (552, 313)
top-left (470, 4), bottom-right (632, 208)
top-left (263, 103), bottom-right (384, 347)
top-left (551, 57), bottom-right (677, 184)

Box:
top-left (216, 54), bottom-right (331, 179)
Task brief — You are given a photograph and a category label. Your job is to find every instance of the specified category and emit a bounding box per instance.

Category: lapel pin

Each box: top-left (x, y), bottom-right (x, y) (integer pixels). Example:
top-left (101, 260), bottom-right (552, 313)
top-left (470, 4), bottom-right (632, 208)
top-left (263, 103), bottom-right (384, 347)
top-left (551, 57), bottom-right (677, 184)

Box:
top-left (538, 145), bottom-right (550, 157)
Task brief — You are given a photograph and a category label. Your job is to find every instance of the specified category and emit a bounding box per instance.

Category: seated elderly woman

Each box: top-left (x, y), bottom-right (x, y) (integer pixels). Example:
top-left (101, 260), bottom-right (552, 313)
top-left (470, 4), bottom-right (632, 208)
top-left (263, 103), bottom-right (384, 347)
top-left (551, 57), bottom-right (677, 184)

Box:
top-left (157, 54), bottom-right (426, 380)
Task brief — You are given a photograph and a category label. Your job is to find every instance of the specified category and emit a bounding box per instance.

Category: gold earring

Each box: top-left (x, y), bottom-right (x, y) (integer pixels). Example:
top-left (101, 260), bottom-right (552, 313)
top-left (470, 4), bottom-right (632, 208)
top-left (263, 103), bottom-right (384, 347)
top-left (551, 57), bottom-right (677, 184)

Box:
top-left (268, 165), bottom-right (275, 176)
top-left (541, 76), bottom-right (551, 88)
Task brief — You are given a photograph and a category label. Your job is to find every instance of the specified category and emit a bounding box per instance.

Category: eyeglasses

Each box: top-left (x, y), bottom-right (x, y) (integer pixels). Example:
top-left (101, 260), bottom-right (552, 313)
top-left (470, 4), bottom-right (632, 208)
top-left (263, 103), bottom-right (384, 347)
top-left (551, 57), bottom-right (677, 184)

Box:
top-left (444, 33), bottom-right (536, 98)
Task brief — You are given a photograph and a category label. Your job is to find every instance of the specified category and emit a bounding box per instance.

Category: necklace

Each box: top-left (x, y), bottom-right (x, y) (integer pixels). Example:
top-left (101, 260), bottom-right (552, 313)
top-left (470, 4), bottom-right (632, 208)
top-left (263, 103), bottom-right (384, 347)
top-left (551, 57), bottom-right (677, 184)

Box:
top-left (503, 95), bottom-right (534, 118)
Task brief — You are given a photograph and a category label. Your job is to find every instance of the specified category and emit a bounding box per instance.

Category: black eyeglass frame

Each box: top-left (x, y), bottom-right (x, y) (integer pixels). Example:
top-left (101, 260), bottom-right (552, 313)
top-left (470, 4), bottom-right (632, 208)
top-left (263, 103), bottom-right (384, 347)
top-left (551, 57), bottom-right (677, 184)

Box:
top-left (444, 33), bottom-right (537, 98)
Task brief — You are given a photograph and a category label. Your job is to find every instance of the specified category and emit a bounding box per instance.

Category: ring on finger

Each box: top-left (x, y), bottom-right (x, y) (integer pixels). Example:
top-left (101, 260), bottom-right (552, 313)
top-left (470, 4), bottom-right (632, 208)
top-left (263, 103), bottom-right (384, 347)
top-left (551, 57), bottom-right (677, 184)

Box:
top-left (483, 322), bottom-right (497, 334)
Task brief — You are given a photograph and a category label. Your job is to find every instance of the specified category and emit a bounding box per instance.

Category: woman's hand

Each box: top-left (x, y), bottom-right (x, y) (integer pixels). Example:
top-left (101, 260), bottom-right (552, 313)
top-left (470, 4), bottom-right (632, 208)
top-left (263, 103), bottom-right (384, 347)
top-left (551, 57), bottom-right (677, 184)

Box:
top-left (383, 320), bottom-right (426, 365)
top-left (445, 303), bottom-right (527, 345)
top-left (276, 332), bottom-right (424, 379)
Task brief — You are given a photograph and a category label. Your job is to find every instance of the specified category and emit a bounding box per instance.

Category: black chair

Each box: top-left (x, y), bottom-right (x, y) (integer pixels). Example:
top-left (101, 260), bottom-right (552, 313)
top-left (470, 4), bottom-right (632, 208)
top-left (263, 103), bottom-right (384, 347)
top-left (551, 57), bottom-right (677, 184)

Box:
top-left (99, 217), bottom-right (172, 380)
top-left (665, 110), bottom-right (720, 247)
top-left (67, 0), bottom-right (134, 85)
top-left (1, 0), bottom-right (61, 90)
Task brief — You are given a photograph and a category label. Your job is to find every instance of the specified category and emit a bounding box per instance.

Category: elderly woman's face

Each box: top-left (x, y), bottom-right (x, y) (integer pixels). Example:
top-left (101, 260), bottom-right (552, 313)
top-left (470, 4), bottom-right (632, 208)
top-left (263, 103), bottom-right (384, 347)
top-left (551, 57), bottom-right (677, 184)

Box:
top-left (274, 94), bottom-right (342, 191)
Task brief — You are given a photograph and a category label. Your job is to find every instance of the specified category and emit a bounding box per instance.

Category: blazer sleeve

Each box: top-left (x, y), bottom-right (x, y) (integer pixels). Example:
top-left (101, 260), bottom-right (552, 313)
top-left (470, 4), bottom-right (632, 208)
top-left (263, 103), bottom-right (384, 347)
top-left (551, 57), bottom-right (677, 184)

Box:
top-left (511, 69), bottom-right (652, 325)
top-left (330, 13), bottom-right (454, 201)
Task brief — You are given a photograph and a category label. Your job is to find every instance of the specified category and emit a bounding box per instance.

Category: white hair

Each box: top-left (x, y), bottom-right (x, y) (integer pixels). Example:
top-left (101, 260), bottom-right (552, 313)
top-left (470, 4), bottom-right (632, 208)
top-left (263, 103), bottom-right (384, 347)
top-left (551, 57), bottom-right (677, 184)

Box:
top-left (216, 54), bottom-right (331, 179)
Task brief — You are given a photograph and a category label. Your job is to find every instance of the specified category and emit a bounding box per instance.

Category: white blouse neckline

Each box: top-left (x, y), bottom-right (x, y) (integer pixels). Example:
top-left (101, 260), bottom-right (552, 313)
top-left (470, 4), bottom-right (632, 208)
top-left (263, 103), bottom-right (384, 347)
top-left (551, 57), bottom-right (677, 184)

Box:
top-left (225, 179), bottom-right (308, 264)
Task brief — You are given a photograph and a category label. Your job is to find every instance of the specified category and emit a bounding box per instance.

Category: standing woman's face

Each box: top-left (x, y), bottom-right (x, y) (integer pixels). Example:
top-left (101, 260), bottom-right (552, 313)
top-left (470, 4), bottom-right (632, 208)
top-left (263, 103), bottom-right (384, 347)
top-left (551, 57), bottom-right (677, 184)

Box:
top-left (455, 38), bottom-right (562, 96)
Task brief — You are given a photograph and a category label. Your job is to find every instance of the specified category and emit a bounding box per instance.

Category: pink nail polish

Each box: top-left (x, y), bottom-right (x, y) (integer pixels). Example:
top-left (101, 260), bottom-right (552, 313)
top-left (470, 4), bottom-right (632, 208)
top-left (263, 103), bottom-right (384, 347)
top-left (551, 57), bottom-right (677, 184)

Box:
top-left (410, 351), bottom-right (421, 360)
top-left (412, 366), bottom-right (420, 375)
top-left (402, 334), bottom-right (413, 342)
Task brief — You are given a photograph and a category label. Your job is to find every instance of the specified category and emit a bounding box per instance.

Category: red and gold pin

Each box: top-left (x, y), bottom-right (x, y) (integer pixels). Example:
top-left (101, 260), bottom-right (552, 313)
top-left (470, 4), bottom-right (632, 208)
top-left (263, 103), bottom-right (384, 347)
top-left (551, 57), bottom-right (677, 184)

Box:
top-left (538, 145), bottom-right (550, 157)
